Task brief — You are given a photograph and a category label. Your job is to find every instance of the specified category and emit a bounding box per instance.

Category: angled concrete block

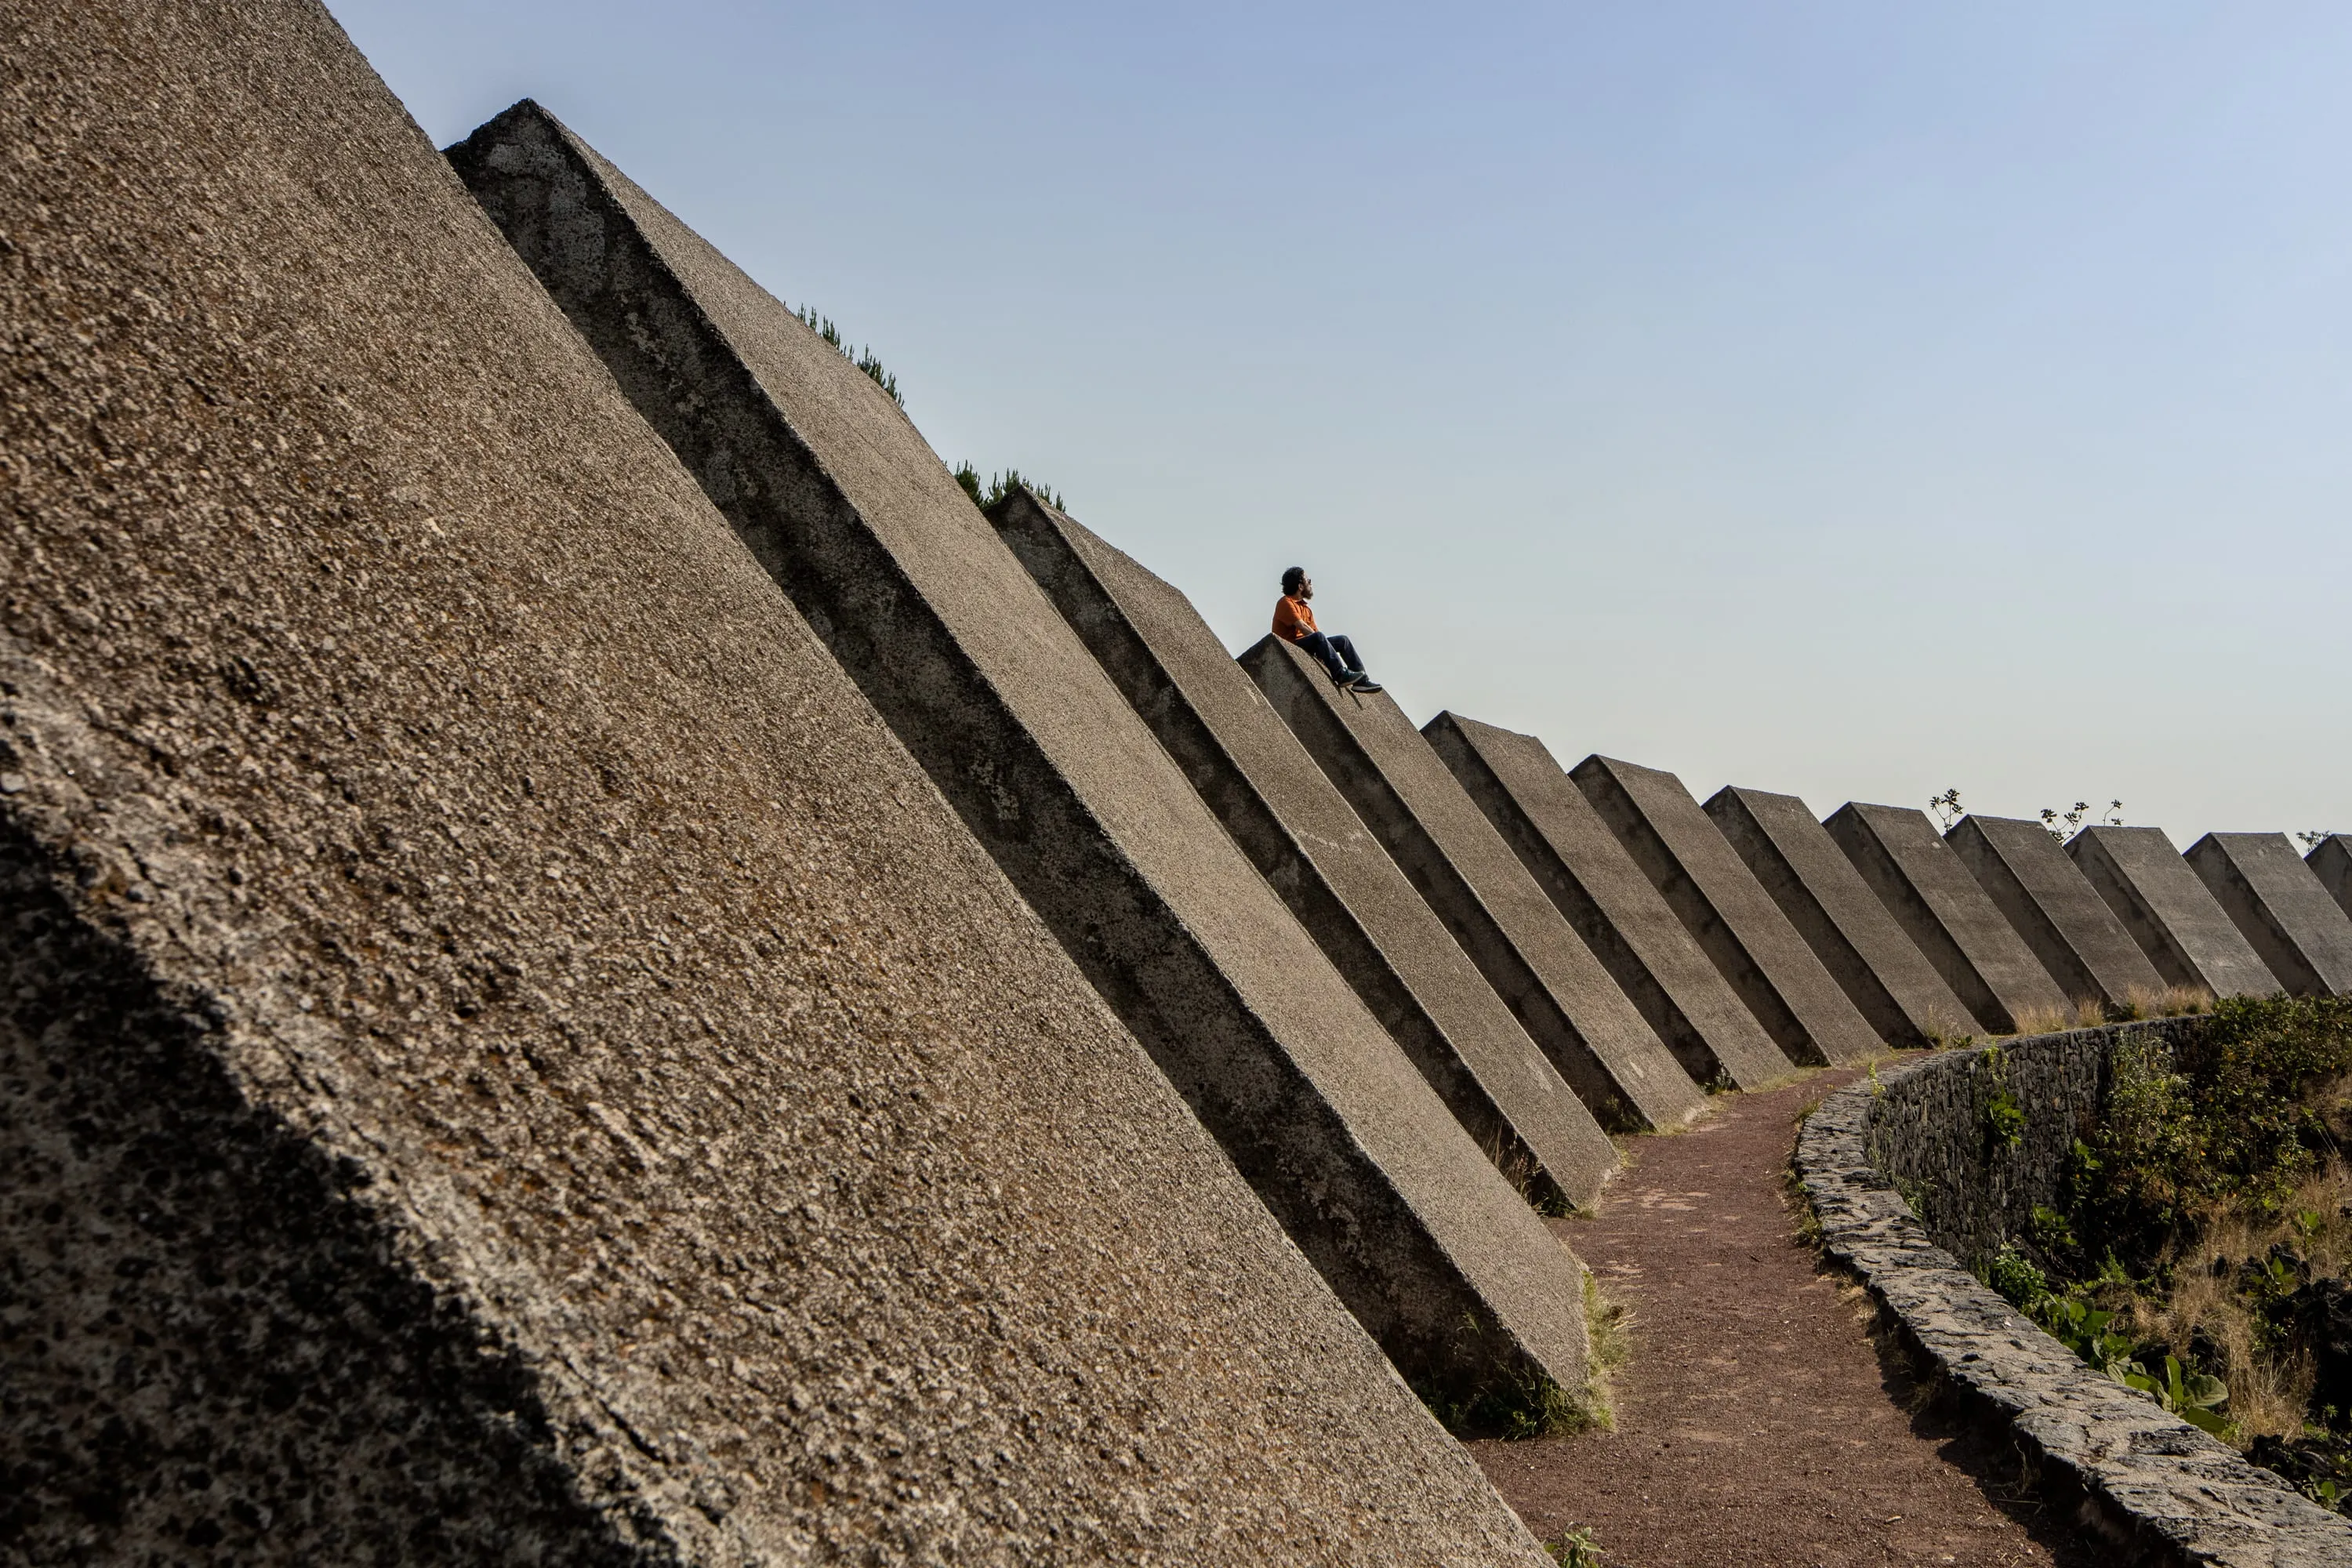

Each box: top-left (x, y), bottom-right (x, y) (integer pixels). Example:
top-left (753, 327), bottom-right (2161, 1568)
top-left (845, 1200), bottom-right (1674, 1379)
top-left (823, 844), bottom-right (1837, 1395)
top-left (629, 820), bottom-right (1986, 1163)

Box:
top-left (2310, 835), bottom-right (2352, 922)
top-left (2187, 833), bottom-right (2352, 997)
top-left (456, 101), bottom-right (1592, 1421)
top-left (1423, 714), bottom-right (1791, 1091)
top-left (1, 10), bottom-right (1552, 1561)
top-left (1569, 757), bottom-right (1880, 1066)
top-left (1824, 804), bottom-right (2072, 1034)
top-left (1240, 637), bottom-right (1706, 1132)
top-left (1704, 786), bottom-right (1981, 1045)
top-left (2068, 826), bottom-right (2279, 999)
top-left (989, 492), bottom-right (1614, 1208)
top-left (1946, 815), bottom-right (2167, 1010)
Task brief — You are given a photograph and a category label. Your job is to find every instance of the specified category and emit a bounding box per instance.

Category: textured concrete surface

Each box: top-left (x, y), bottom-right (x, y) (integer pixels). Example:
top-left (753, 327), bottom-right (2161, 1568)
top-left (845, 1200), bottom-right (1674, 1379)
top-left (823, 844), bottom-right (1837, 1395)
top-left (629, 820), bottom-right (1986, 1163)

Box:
top-left (1826, 804), bottom-right (2071, 1034)
top-left (0, 9), bottom-right (1557, 1560)
top-left (2305, 835), bottom-right (2352, 924)
top-left (1423, 713), bottom-right (1791, 1091)
top-left (1570, 756), bottom-right (1879, 1066)
top-left (2068, 826), bottom-right (2278, 1000)
top-left (1241, 637), bottom-right (1704, 1133)
top-left (1705, 785), bottom-right (1980, 1045)
top-left (2187, 833), bottom-right (2352, 998)
top-left (1802, 1042), bottom-right (2352, 1567)
top-left (1947, 816), bottom-right (2168, 1011)
top-left (988, 491), bottom-right (1614, 1209)
top-left (455, 101), bottom-right (1592, 1420)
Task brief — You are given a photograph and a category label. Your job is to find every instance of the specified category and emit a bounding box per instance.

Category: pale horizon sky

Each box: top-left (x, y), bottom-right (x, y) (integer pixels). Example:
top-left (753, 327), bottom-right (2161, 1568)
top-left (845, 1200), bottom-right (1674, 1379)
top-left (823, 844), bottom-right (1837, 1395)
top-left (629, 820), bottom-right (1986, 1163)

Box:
top-left (332, 1), bottom-right (2350, 851)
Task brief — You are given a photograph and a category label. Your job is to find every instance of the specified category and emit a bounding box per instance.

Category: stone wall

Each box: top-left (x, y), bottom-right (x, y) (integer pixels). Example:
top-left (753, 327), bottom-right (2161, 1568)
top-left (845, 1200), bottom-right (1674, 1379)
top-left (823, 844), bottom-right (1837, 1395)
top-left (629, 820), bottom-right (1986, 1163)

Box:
top-left (1864, 1019), bottom-right (2194, 1272)
top-left (1798, 1029), bottom-right (2352, 1565)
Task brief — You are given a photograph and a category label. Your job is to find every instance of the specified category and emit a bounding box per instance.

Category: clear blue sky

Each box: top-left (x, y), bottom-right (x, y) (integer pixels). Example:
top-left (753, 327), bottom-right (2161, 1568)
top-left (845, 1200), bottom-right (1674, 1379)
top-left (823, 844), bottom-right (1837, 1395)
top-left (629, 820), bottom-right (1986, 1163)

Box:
top-left (332, 1), bottom-right (2350, 848)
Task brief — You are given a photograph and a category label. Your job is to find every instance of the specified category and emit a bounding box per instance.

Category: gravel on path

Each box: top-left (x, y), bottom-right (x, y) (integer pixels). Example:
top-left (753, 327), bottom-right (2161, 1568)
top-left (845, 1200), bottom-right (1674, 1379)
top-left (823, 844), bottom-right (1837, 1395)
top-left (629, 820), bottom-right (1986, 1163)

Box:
top-left (1472, 1069), bottom-right (2096, 1568)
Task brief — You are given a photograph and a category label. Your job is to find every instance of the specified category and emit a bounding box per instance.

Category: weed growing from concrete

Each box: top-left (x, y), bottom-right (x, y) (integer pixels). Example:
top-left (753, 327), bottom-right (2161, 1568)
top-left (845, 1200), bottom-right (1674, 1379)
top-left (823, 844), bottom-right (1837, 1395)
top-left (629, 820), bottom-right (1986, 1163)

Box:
top-left (791, 304), bottom-right (904, 408)
top-left (953, 463), bottom-right (1065, 512)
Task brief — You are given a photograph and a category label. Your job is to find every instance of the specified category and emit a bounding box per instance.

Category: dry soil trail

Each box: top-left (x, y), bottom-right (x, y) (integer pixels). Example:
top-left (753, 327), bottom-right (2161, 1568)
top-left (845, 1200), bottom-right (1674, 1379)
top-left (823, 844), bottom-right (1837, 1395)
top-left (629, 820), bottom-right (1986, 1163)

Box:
top-left (1472, 1069), bottom-right (2096, 1568)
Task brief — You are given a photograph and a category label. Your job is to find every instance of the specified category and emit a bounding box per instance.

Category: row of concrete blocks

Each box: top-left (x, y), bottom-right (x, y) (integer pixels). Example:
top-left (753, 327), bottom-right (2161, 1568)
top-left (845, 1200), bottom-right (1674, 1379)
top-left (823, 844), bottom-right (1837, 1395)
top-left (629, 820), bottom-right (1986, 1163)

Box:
top-left (448, 103), bottom-right (2352, 1439)
top-left (10, 11), bottom-right (2340, 1547)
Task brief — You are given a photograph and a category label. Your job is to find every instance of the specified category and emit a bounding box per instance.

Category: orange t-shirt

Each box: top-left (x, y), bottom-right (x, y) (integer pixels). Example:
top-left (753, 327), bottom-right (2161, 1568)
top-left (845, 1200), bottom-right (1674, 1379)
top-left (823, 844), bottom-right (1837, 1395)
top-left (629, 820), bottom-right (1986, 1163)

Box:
top-left (1272, 594), bottom-right (1318, 641)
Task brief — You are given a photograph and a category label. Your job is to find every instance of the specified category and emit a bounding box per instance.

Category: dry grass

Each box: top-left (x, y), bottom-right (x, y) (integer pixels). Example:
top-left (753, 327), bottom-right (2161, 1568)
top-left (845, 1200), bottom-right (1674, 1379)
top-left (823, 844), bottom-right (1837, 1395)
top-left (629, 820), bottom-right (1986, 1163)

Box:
top-left (1576, 1265), bottom-right (1635, 1432)
top-left (2116, 983), bottom-right (2219, 1020)
top-left (2117, 1160), bottom-right (2350, 1443)
top-left (2009, 987), bottom-right (2217, 1038)
top-left (2008, 1001), bottom-right (2078, 1037)
top-left (1919, 1011), bottom-right (1976, 1049)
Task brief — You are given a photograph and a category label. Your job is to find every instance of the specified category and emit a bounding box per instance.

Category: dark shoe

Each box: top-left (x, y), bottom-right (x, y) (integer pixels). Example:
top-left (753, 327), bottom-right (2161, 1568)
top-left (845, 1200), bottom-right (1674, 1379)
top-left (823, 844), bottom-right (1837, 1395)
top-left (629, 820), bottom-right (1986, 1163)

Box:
top-left (1349, 677), bottom-right (1382, 693)
top-left (1331, 667), bottom-right (1364, 686)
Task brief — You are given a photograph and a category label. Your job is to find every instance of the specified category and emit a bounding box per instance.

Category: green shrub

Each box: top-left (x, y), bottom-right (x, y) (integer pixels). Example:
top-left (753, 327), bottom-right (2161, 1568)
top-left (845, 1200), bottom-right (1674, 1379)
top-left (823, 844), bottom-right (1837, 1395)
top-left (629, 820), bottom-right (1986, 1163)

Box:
top-left (2071, 998), bottom-right (2352, 1265)
top-left (953, 463), bottom-right (1065, 513)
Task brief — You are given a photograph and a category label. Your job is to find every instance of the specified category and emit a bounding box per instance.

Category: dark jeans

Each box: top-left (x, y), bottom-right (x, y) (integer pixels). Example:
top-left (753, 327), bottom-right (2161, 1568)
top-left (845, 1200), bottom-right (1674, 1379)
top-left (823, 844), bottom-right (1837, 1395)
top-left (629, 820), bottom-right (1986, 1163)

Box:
top-left (1298, 631), bottom-right (1363, 683)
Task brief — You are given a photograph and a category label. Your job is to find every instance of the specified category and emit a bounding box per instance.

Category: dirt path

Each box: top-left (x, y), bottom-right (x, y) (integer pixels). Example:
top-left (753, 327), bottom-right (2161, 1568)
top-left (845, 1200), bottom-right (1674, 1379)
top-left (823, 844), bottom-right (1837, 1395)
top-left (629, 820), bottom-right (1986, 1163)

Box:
top-left (1472, 1069), bottom-right (2095, 1568)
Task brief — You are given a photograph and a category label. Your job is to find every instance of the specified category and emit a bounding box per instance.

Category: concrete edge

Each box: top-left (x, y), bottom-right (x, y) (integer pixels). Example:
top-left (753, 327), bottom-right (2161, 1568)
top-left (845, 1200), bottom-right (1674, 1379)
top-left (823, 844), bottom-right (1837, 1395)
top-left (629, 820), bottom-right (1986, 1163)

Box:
top-left (1795, 1039), bottom-right (2352, 1568)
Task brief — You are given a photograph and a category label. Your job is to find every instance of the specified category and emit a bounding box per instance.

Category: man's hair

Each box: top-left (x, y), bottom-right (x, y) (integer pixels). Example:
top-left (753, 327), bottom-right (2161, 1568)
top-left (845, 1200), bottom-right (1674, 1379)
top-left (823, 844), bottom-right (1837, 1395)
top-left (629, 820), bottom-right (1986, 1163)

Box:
top-left (1280, 566), bottom-right (1306, 595)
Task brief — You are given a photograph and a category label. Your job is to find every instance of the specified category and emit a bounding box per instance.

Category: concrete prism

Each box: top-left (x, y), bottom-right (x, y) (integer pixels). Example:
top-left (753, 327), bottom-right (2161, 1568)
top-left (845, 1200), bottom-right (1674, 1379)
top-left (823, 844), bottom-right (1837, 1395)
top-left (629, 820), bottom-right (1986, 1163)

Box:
top-left (1946, 815), bottom-right (2167, 1010)
top-left (2310, 836), bottom-right (2352, 923)
top-left (1824, 804), bottom-right (2072, 1033)
top-left (2187, 833), bottom-right (2352, 997)
top-left (2067, 826), bottom-right (2279, 999)
top-left (1241, 637), bottom-right (1706, 1132)
top-left (989, 492), bottom-right (1615, 1207)
top-left (456, 102), bottom-right (1593, 1421)
top-left (1570, 757), bottom-right (1880, 1065)
top-left (1705, 786), bottom-right (1980, 1044)
top-left (1425, 714), bottom-right (1793, 1090)
top-left (1, 10), bottom-right (1550, 1560)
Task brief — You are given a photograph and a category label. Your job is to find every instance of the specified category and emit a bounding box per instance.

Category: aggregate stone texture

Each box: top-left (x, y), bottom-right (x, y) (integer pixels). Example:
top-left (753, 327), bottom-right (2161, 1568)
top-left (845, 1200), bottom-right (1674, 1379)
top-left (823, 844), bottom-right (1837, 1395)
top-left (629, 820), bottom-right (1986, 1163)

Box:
top-left (2067, 827), bottom-right (2279, 1000)
top-left (1475, 1070), bottom-right (2095, 1568)
top-left (987, 492), bottom-right (1615, 1210)
top-left (1570, 755), bottom-right (1880, 1067)
top-left (1706, 785), bottom-right (1980, 1045)
top-left (0, 7), bottom-right (1554, 1563)
top-left (1422, 713), bottom-right (1791, 1092)
top-left (2186, 833), bottom-right (2352, 999)
top-left (1799, 1038), bottom-right (2352, 1566)
top-left (451, 101), bottom-right (1592, 1417)
top-left (1241, 635), bottom-right (1704, 1134)
top-left (1947, 817), bottom-right (2167, 1011)
top-left (1826, 804), bottom-right (2072, 1035)
top-left (2310, 836), bottom-right (2352, 924)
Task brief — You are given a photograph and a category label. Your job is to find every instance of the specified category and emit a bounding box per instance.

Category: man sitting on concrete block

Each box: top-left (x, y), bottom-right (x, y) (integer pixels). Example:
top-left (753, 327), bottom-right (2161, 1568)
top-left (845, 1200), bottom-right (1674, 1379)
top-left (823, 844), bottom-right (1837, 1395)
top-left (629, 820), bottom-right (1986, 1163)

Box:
top-left (1275, 567), bottom-right (1383, 692)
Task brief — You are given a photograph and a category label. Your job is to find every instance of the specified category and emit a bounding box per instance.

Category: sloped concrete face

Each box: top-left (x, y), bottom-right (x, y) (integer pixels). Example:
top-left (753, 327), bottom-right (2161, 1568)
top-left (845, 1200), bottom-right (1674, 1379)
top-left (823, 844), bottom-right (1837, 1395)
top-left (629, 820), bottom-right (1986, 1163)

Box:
top-left (1569, 757), bottom-right (1880, 1066)
top-left (1425, 715), bottom-right (1791, 1090)
top-left (2310, 835), bottom-right (2352, 922)
top-left (454, 101), bottom-right (1592, 1425)
top-left (2068, 826), bottom-right (2279, 998)
top-left (1824, 804), bottom-right (2071, 1034)
top-left (1704, 786), bottom-right (1980, 1045)
top-left (2187, 833), bottom-right (2352, 998)
top-left (0, 9), bottom-right (1556, 1563)
top-left (988, 492), bottom-right (1615, 1209)
top-left (1945, 816), bottom-right (2166, 1010)
top-left (1241, 637), bottom-right (1704, 1132)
